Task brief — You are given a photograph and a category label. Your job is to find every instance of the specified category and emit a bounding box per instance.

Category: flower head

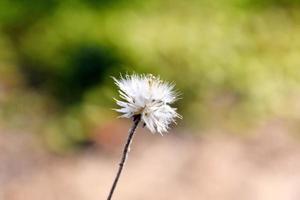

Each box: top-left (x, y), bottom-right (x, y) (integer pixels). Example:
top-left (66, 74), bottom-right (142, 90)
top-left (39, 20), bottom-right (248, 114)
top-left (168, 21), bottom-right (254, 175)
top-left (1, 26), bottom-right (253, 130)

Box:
top-left (113, 74), bottom-right (181, 134)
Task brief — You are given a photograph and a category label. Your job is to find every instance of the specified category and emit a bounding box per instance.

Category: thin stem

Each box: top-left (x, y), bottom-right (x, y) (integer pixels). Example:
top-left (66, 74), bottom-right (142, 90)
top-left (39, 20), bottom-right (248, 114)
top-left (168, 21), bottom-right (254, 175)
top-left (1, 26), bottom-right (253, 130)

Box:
top-left (106, 115), bottom-right (141, 200)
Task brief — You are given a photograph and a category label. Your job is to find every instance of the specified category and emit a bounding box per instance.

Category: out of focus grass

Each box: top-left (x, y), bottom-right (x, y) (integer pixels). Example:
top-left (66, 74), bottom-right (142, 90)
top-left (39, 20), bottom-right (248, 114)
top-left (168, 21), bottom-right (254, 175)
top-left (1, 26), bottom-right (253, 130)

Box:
top-left (0, 0), bottom-right (299, 151)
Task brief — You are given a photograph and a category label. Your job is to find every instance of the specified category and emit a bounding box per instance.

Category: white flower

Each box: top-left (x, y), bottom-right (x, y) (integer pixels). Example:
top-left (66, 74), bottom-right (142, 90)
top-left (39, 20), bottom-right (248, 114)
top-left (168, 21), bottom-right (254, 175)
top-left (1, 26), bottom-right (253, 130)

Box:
top-left (113, 74), bottom-right (181, 134)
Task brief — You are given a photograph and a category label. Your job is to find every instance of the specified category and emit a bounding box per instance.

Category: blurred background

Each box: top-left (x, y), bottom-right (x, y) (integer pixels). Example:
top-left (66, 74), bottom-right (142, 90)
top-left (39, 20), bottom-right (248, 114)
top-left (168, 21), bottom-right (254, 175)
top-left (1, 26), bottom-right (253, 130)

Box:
top-left (1, 0), bottom-right (300, 199)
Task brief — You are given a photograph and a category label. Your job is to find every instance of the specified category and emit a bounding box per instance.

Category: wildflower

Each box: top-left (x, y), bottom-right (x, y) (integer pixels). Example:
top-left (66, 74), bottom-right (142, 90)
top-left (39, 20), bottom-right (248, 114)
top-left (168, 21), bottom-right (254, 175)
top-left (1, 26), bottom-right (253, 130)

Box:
top-left (113, 74), bottom-right (181, 134)
top-left (107, 73), bottom-right (181, 200)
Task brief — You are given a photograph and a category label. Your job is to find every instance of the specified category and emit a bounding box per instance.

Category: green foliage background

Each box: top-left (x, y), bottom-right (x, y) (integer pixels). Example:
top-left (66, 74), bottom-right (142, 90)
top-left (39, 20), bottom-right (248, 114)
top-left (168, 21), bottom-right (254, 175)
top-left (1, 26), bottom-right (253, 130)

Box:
top-left (0, 0), bottom-right (300, 151)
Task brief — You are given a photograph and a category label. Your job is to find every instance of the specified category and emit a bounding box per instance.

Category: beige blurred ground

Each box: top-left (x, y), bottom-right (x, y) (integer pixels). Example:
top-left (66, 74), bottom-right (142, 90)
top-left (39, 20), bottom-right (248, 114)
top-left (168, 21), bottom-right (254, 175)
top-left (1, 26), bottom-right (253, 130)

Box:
top-left (1, 120), bottom-right (300, 200)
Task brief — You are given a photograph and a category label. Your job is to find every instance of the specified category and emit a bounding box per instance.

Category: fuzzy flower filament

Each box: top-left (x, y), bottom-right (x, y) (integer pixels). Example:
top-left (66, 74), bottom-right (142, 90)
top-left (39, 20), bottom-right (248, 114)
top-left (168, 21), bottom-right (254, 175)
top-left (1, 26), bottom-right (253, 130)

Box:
top-left (114, 74), bottom-right (181, 134)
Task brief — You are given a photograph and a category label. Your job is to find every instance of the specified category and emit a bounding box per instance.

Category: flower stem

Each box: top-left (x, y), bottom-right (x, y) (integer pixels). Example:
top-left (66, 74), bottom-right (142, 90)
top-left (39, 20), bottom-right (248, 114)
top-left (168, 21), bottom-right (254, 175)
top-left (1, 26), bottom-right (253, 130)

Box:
top-left (106, 115), bottom-right (141, 200)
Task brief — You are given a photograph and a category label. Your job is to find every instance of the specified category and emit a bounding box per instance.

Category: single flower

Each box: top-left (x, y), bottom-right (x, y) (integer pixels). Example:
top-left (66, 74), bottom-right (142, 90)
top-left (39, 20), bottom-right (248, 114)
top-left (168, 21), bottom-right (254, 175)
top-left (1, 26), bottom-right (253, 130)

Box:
top-left (113, 74), bottom-right (181, 134)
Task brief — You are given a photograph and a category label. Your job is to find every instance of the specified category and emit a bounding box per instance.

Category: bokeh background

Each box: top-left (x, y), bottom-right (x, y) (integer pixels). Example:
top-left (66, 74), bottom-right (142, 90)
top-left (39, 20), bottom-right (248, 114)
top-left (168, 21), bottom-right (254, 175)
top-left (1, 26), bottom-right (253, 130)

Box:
top-left (1, 0), bottom-right (300, 199)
